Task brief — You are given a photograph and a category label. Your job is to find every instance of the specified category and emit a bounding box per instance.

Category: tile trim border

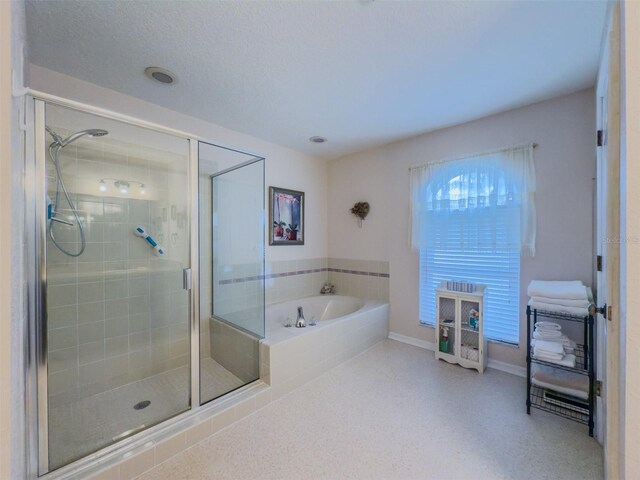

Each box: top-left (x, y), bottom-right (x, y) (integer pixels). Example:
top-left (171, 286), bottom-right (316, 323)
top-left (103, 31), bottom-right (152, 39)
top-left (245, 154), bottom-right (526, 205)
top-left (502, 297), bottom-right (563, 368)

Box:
top-left (218, 267), bottom-right (390, 285)
top-left (328, 268), bottom-right (390, 278)
top-left (219, 268), bottom-right (328, 285)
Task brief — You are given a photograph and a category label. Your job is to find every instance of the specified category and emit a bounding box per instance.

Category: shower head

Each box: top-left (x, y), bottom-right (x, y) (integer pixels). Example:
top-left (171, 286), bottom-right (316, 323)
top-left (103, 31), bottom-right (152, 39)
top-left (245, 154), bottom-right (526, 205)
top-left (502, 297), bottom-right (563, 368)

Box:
top-left (46, 127), bottom-right (109, 147)
top-left (59, 129), bottom-right (109, 147)
top-left (85, 129), bottom-right (109, 137)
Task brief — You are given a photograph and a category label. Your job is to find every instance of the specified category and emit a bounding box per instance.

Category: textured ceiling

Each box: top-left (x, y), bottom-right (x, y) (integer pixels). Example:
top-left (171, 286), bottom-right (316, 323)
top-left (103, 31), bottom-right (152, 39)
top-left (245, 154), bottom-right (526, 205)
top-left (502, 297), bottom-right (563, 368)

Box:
top-left (26, 0), bottom-right (608, 159)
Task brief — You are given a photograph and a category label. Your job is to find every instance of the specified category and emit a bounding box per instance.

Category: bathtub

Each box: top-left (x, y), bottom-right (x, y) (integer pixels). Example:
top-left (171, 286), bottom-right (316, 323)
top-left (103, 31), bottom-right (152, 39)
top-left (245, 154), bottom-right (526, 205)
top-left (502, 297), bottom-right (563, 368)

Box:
top-left (265, 295), bottom-right (365, 338)
top-left (260, 295), bottom-right (389, 396)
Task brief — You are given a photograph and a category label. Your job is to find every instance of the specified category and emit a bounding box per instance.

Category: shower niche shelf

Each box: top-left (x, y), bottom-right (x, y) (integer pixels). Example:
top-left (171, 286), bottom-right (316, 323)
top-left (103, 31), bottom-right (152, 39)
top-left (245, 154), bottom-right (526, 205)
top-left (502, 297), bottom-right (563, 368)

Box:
top-left (435, 282), bottom-right (486, 373)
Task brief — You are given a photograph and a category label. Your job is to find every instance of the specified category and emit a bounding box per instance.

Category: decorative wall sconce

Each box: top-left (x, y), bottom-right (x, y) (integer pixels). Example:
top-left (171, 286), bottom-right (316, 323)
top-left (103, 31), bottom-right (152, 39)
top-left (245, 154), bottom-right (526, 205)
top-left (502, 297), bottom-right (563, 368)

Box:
top-left (350, 201), bottom-right (370, 228)
top-left (98, 178), bottom-right (146, 195)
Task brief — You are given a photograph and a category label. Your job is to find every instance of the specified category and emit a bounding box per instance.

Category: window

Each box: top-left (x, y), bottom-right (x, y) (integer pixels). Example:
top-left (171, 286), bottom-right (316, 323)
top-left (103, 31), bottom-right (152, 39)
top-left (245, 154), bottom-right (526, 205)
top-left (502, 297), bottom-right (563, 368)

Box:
top-left (412, 151), bottom-right (529, 345)
top-left (418, 208), bottom-right (521, 344)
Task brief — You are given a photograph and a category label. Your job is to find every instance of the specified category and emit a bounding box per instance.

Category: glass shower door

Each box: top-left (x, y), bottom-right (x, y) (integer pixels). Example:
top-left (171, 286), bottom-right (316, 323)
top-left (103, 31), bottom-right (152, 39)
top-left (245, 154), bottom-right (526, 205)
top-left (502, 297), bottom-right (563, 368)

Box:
top-left (198, 142), bottom-right (264, 404)
top-left (41, 102), bottom-right (191, 471)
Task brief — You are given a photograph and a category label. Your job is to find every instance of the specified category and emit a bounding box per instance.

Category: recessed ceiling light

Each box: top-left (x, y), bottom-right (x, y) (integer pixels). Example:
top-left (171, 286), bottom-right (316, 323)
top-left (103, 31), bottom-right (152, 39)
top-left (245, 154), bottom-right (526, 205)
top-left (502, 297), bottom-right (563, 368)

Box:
top-left (309, 136), bottom-right (327, 144)
top-left (144, 66), bottom-right (177, 85)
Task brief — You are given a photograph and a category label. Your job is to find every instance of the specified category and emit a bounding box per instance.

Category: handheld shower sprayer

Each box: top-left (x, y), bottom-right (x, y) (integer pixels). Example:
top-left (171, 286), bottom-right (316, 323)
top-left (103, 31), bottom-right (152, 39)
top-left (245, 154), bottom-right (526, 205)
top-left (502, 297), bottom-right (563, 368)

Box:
top-left (46, 126), bottom-right (109, 257)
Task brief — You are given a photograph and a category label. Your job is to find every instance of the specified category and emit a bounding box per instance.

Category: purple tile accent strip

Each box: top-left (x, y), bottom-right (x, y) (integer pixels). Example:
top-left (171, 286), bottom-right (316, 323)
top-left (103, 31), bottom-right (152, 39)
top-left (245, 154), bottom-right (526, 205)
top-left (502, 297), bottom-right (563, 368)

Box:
top-left (217, 265), bottom-right (389, 285)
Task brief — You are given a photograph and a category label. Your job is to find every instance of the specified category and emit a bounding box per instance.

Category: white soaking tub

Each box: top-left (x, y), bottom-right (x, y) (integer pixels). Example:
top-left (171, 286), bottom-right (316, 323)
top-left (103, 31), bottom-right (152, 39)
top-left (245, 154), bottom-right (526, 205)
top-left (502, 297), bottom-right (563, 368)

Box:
top-left (260, 295), bottom-right (389, 397)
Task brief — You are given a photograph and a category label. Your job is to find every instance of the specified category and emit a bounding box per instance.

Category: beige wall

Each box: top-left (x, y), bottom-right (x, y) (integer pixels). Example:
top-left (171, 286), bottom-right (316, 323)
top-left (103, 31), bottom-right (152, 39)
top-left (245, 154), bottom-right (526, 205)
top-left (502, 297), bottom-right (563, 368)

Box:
top-left (0, 3), bottom-right (13, 478)
top-left (328, 88), bottom-right (596, 368)
top-left (620, 1), bottom-right (640, 476)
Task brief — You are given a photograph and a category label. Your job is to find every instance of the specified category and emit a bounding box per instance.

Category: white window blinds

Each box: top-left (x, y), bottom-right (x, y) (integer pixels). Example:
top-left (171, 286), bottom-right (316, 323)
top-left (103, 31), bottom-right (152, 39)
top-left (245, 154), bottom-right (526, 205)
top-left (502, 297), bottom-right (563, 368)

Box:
top-left (418, 206), bottom-right (521, 344)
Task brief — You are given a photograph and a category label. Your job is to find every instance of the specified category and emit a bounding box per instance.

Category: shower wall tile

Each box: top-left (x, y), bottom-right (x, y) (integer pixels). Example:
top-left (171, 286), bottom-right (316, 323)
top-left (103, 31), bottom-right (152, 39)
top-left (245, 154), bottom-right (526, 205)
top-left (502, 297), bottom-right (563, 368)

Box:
top-left (48, 284), bottom-right (78, 308)
top-left (48, 326), bottom-right (78, 351)
top-left (79, 341), bottom-right (105, 365)
top-left (209, 318), bottom-right (260, 382)
top-left (105, 335), bottom-right (128, 358)
top-left (78, 281), bottom-right (105, 303)
top-left (263, 257), bottom-right (328, 305)
top-left (327, 258), bottom-right (390, 302)
top-left (49, 346), bottom-right (78, 374)
top-left (48, 305), bottom-right (78, 329)
top-left (47, 263), bottom-right (78, 285)
top-left (78, 301), bottom-right (105, 323)
top-left (78, 321), bottom-right (104, 344)
top-left (203, 258), bottom-right (331, 320)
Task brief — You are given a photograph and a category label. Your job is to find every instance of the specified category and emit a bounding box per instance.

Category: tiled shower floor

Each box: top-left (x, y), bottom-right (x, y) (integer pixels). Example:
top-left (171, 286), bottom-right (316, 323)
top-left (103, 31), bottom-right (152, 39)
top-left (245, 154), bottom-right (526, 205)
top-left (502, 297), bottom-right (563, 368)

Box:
top-left (49, 358), bottom-right (244, 470)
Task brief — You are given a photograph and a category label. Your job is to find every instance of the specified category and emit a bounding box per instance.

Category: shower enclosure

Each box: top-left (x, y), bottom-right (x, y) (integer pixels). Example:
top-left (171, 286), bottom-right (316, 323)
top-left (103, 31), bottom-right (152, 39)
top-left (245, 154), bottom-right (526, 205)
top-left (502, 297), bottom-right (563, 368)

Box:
top-left (198, 142), bottom-right (265, 405)
top-left (31, 100), bottom-right (265, 475)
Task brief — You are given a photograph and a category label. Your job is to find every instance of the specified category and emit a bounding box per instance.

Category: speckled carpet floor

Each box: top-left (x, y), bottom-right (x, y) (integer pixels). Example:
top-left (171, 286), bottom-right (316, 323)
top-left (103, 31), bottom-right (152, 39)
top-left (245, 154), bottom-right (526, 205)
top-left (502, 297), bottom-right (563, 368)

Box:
top-left (139, 339), bottom-right (603, 480)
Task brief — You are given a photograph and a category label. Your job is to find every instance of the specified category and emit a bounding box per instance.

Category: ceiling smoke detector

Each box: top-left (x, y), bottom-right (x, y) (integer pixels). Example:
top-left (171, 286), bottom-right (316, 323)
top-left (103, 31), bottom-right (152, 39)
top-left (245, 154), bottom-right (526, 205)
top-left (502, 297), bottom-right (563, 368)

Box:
top-left (144, 67), bottom-right (177, 85)
top-left (309, 136), bottom-right (327, 144)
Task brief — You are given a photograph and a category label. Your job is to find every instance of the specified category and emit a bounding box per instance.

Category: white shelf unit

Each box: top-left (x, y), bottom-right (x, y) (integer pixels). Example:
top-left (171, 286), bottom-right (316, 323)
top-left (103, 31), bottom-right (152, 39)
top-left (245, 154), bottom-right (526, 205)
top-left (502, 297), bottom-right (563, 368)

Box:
top-left (435, 282), bottom-right (487, 373)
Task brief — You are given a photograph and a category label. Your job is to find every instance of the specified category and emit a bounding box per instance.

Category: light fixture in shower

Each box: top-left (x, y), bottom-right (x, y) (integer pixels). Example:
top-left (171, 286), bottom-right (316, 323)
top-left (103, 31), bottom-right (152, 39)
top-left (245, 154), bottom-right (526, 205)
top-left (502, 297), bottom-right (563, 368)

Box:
top-left (144, 66), bottom-right (177, 85)
top-left (99, 178), bottom-right (146, 195)
top-left (115, 180), bottom-right (130, 194)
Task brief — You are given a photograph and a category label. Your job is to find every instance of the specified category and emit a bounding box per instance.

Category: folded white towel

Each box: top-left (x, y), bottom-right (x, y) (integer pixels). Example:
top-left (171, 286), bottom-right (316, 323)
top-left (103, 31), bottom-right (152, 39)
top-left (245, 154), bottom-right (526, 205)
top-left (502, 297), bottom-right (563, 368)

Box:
top-left (562, 340), bottom-right (576, 353)
top-left (535, 321), bottom-right (562, 330)
top-left (531, 376), bottom-right (588, 400)
top-left (531, 335), bottom-right (575, 347)
top-left (533, 340), bottom-right (565, 355)
top-left (528, 300), bottom-right (589, 317)
top-left (534, 350), bottom-right (564, 362)
top-left (527, 280), bottom-right (588, 300)
top-left (531, 336), bottom-right (576, 356)
top-left (530, 296), bottom-right (590, 308)
top-left (531, 364), bottom-right (589, 400)
top-left (533, 330), bottom-right (563, 339)
top-left (534, 353), bottom-right (576, 368)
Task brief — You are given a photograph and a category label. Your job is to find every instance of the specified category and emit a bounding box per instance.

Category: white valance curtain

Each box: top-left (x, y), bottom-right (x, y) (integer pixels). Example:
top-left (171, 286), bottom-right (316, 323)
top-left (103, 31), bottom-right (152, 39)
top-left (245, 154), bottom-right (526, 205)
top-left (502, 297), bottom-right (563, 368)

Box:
top-left (409, 144), bottom-right (536, 256)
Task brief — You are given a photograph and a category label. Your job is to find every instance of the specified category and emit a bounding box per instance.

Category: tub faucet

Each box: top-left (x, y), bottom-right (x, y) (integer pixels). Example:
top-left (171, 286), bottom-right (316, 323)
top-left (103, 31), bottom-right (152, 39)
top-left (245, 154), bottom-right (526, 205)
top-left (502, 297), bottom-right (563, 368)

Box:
top-left (296, 306), bottom-right (306, 328)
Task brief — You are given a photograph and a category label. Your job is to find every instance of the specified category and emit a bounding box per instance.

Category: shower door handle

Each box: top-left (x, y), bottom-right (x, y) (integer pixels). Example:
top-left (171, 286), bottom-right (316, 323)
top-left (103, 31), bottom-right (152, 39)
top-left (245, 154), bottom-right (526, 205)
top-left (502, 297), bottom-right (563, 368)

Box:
top-left (183, 268), bottom-right (192, 290)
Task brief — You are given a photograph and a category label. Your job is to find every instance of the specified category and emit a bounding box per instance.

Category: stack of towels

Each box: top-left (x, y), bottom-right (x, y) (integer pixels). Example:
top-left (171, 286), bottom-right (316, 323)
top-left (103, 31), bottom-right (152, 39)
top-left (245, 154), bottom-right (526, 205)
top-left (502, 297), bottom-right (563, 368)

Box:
top-left (532, 321), bottom-right (576, 368)
top-left (531, 364), bottom-right (589, 400)
top-left (527, 280), bottom-right (592, 317)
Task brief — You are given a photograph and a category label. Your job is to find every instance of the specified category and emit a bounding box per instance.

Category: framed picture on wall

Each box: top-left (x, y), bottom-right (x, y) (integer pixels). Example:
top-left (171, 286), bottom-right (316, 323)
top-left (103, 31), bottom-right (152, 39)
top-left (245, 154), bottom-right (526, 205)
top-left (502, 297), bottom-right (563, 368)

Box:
top-left (269, 186), bottom-right (304, 245)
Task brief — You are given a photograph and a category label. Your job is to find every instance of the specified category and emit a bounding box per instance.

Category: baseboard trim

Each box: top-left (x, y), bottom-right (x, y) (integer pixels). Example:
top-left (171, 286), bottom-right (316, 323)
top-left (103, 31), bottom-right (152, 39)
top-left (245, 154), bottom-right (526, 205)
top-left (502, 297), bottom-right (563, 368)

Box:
top-left (387, 331), bottom-right (526, 378)
top-left (388, 331), bottom-right (436, 351)
top-left (487, 358), bottom-right (526, 378)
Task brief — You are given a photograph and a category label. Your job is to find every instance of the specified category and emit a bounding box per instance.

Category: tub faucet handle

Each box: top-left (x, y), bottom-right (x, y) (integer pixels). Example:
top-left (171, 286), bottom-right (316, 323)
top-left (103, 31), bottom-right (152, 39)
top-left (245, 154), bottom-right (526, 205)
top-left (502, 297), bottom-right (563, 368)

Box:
top-left (296, 306), bottom-right (306, 328)
top-left (309, 316), bottom-right (317, 326)
top-left (284, 317), bottom-right (292, 328)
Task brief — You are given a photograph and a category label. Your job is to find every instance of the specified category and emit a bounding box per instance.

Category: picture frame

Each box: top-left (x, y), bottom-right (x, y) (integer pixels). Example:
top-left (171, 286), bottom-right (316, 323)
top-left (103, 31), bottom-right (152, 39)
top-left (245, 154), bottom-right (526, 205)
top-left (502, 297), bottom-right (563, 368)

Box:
top-left (269, 186), bottom-right (304, 245)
